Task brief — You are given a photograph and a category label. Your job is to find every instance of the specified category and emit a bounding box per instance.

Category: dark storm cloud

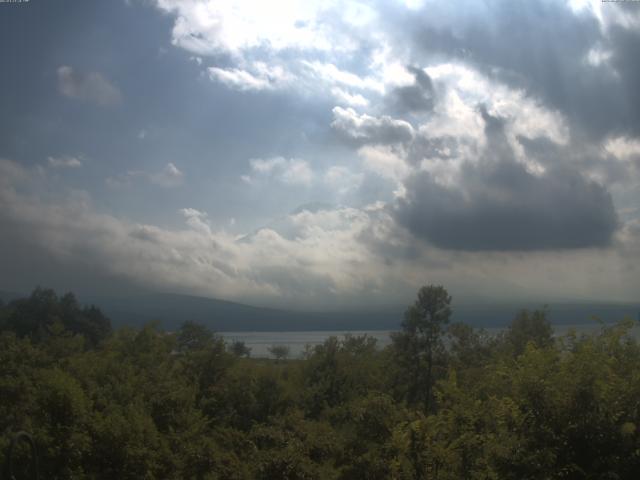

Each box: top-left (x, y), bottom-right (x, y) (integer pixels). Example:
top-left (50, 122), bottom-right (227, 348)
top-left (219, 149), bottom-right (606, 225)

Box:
top-left (357, 219), bottom-right (421, 263)
top-left (608, 25), bottom-right (640, 136)
top-left (395, 103), bottom-right (619, 251)
top-left (404, 0), bottom-right (640, 139)
top-left (387, 65), bottom-right (435, 113)
top-left (477, 105), bottom-right (513, 161)
top-left (395, 161), bottom-right (618, 251)
top-left (517, 134), bottom-right (631, 185)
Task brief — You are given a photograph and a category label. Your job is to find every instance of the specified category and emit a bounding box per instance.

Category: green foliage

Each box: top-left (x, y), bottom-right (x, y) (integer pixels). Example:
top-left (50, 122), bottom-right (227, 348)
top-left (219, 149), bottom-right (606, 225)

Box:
top-left (503, 308), bottom-right (554, 355)
top-left (1, 288), bottom-right (640, 479)
top-left (1, 287), bottom-right (111, 347)
top-left (177, 320), bottom-right (216, 352)
top-left (268, 344), bottom-right (291, 361)
top-left (301, 335), bottom-right (385, 417)
top-left (229, 340), bottom-right (252, 358)
top-left (391, 285), bottom-right (452, 412)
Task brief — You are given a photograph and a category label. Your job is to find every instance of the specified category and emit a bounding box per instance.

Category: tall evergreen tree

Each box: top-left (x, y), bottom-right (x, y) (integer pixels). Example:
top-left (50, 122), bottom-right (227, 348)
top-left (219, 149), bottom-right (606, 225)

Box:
top-left (392, 285), bottom-right (452, 413)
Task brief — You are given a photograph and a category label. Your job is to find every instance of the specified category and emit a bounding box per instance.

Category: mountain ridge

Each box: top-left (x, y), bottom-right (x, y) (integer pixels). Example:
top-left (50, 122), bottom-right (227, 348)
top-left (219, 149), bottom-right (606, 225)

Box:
top-left (77, 292), bottom-right (640, 332)
top-left (3, 289), bottom-right (639, 332)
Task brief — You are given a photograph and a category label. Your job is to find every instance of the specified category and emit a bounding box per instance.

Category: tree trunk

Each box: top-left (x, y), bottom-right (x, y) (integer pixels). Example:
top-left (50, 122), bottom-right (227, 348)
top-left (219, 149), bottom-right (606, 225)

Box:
top-left (425, 346), bottom-right (433, 414)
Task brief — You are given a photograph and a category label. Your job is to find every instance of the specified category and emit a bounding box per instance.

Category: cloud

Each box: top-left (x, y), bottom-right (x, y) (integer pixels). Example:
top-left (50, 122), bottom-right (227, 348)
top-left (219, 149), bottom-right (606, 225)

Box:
top-left (424, 63), bottom-right (569, 147)
top-left (208, 67), bottom-right (271, 90)
top-left (5, 0), bottom-right (640, 307)
top-left (568, 0), bottom-right (640, 33)
top-left (151, 162), bottom-right (185, 187)
top-left (208, 62), bottom-right (294, 91)
top-left (584, 45), bottom-right (614, 68)
top-left (395, 159), bottom-right (618, 252)
top-left (605, 136), bottom-right (640, 160)
top-left (0, 159), bottom-right (408, 308)
top-left (2, 158), bottom-right (639, 306)
top-left (154, 0), bottom-right (338, 55)
top-left (242, 157), bottom-right (314, 186)
top-left (56, 66), bottom-right (122, 107)
top-left (324, 166), bottom-right (364, 195)
top-left (393, 96), bottom-right (620, 251)
top-left (153, 0), bottom-right (384, 60)
top-left (152, 0), bottom-right (388, 104)
top-left (406, 1), bottom-right (639, 139)
top-left (107, 163), bottom-right (184, 188)
top-left (180, 208), bottom-right (212, 235)
top-left (150, 0), bottom-right (640, 142)
top-left (331, 107), bottom-right (415, 146)
top-left (47, 155), bottom-right (83, 169)
top-left (357, 145), bottom-right (411, 183)
top-left (387, 65), bottom-right (435, 113)
top-left (331, 88), bottom-right (369, 107)
top-left (303, 61), bottom-right (384, 93)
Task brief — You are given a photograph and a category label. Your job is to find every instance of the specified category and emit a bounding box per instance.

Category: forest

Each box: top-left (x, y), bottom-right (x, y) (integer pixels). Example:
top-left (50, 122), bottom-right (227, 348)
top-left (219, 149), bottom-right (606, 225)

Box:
top-left (1, 286), bottom-right (639, 479)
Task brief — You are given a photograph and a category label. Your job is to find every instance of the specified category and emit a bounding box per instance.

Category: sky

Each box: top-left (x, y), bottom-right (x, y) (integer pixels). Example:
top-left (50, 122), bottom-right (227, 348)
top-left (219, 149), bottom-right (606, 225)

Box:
top-left (0, 0), bottom-right (639, 310)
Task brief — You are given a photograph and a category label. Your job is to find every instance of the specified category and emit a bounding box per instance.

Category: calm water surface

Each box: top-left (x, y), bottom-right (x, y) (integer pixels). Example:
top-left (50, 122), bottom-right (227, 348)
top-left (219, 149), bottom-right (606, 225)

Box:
top-left (221, 322), bottom-right (639, 358)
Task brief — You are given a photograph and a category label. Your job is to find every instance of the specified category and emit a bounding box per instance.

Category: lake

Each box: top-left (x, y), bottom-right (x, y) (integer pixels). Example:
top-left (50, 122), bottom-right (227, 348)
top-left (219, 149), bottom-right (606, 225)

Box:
top-left (221, 322), bottom-right (639, 358)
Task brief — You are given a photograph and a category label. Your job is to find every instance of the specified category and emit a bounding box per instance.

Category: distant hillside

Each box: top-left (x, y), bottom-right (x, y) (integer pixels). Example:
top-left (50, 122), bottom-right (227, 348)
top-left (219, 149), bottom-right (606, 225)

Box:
top-left (454, 302), bottom-right (640, 329)
top-left (3, 289), bottom-right (638, 331)
top-left (89, 293), bottom-right (402, 332)
top-left (86, 292), bottom-right (640, 332)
